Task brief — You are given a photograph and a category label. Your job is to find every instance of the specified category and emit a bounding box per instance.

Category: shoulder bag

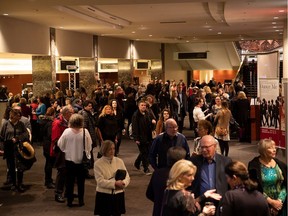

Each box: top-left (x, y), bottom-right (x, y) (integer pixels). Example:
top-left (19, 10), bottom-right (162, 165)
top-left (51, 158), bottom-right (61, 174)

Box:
top-left (82, 128), bottom-right (92, 169)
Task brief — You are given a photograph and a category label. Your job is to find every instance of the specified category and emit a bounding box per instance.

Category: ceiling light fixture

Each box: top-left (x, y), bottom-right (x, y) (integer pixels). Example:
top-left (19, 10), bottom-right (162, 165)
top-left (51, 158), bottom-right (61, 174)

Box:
top-left (80, 6), bottom-right (131, 26)
top-left (3, 13), bottom-right (8, 16)
top-left (56, 6), bottom-right (123, 29)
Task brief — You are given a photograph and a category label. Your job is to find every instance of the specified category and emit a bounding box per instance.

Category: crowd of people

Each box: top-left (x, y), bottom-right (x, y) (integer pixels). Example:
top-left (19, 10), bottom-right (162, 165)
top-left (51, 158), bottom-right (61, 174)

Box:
top-left (0, 77), bottom-right (286, 216)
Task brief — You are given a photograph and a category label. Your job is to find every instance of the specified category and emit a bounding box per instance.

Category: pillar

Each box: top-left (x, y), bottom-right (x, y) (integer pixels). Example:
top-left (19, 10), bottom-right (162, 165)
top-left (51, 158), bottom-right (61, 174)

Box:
top-left (282, 18), bottom-right (288, 173)
top-left (32, 28), bottom-right (56, 96)
top-left (32, 56), bottom-right (55, 96)
top-left (79, 57), bottom-right (97, 97)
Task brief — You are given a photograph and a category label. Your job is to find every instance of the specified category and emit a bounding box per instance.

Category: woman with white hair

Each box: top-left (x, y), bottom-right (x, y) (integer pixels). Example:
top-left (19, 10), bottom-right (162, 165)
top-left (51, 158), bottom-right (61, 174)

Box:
top-left (248, 139), bottom-right (287, 216)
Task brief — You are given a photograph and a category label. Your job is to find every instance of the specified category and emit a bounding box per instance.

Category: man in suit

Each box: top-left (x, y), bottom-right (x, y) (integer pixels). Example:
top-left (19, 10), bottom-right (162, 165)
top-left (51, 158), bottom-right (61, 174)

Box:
top-left (149, 118), bottom-right (190, 170)
top-left (189, 135), bottom-right (231, 209)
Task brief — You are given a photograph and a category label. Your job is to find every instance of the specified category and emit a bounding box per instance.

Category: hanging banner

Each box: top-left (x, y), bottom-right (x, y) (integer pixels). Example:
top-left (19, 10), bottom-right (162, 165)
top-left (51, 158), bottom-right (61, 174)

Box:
top-left (279, 84), bottom-right (285, 148)
top-left (259, 78), bottom-right (284, 148)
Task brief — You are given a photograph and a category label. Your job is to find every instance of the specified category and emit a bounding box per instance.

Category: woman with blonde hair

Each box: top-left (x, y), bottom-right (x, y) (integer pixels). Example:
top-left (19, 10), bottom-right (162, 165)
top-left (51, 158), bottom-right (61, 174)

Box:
top-left (248, 139), bottom-right (287, 216)
top-left (233, 91), bottom-right (250, 142)
top-left (97, 105), bottom-right (119, 147)
top-left (214, 100), bottom-right (232, 156)
top-left (161, 159), bottom-right (218, 216)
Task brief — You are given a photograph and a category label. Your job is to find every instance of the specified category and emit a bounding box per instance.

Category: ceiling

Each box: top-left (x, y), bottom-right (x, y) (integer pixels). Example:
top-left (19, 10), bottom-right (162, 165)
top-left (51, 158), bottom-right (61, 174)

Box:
top-left (0, 0), bottom-right (287, 44)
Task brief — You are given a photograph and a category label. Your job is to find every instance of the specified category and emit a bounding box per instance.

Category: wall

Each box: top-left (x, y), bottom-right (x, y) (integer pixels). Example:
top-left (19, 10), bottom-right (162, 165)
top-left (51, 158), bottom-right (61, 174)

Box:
top-left (0, 17), bottom-right (49, 55)
top-left (0, 73), bottom-right (77, 95)
top-left (165, 44), bottom-right (187, 83)
top-left (98, 37), bottom-right (130, 59)
top-left (134, 41), bottom-right (161, 59)
top-left (193, 69), bottom-right (237, 84)
top-left (176, 42), bottom-right (240, 70)
top-left (56, 29), bottom-right (93, 57)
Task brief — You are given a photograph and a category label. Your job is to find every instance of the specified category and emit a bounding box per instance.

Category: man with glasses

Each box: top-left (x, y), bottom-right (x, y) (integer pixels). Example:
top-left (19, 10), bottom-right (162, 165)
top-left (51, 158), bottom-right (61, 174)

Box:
top-left (149, 118), bottom-right (190, 170)
top-left (189, 135), bottom-right (231, 211)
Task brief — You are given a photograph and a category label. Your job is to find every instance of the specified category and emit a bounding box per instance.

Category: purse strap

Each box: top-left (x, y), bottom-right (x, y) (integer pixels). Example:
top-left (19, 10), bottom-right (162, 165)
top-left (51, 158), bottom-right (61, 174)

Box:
top-left (83, 128), bottom-right (85, 151)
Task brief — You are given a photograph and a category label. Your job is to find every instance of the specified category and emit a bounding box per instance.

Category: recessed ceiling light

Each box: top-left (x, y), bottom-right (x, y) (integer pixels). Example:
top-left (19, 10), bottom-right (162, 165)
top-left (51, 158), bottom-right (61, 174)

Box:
top-left (279, 10), bottom-right (285, 13)
top-left (59, 26), bottom-right (64, 29)
top-left (273, 17), bottom-right (279, 19)
top-left (217, 32), bottom-right (222, 35)
top-left (273, 26), bottom-right (277, 28)
top-left (279, 32), bottom-right (283, 35)
top-left (186, 40), bottom-right (189, 43)
top-left (209, 29), bottom-right (213, 31)
top-left (272, 22), bottom-right (277, 25)
top-left (275, 29), bottom-right (279, 32)
top-left (132, 31), bottom-right (136, 34)
top-left (149, 34), bottom-right (152, 37)
top-left (3, 13), bottom-right (8, 16)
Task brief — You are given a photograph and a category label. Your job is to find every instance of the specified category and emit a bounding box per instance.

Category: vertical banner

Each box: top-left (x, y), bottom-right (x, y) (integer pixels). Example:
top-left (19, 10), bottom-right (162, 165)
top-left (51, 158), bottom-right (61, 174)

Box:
top-left (259, 79), bottom-right (284, 148)
top-left (279, 83), bottom-right (285, 148)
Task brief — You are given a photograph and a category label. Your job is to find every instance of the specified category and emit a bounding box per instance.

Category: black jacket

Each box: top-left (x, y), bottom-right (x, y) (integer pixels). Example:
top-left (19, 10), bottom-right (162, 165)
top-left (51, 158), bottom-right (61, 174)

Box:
top-left (248, 156), bottom-right (287, 194)
top-left (131, 109), bottom-right (152, 143)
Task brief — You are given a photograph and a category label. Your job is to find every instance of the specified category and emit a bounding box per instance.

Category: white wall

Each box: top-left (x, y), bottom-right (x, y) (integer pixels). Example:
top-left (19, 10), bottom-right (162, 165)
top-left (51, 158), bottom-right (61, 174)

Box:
top-left (56, 29), bottom-right (93, 57)
top-left (165, 44), bottom-right (187, 83)
top-left (134, 41), bottom-right (161, 59)
top-left (0, 16), bottom-right (49, 55)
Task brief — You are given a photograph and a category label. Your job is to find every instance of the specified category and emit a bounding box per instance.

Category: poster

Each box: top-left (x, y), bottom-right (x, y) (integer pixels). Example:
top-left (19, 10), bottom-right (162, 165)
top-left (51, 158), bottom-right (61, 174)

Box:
top-left (259, 79), bottom-right (284, 148)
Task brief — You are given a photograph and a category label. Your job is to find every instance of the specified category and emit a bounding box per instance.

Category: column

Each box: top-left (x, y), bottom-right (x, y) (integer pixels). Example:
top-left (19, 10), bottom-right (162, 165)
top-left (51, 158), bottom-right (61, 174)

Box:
top-left (78, 57), bottom-right (97, 98)
top-left (32, 28), bottom-right (56, 96)
top-left (282, 18), bottom-right (288, 169)
top-left (32, 56), bottom-right (55, 96)
top-left (117, 40), bottom-right (134, 84)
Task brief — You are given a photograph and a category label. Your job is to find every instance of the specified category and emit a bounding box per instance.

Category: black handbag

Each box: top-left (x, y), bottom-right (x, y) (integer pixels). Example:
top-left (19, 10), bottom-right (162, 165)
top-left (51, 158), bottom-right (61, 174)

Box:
top-left (115, 169), bottom-right (127, 180)
top-left (82, 129), bottom-right (92, 169)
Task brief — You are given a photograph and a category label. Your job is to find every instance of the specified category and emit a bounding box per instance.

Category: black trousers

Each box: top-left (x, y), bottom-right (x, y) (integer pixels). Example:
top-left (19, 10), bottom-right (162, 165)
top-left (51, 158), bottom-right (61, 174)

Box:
top-left (65, 160), bottom-right (85, 204)
top-left (55, 167), bottom-right (66, 195)
top-left (6, 153), bottom-right (23, 186)
top-left (44, 152), bottom-right (55, 185)
top-left (135, 142), bottom-right (151, 171)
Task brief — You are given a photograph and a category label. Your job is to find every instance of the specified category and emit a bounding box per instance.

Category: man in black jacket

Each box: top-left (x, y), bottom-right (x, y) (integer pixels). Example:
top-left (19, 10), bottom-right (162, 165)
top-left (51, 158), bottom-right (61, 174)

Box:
top-left (132, 99), bottom-right (155, 175)
top-left (78, 100), bottom-right (97, 178)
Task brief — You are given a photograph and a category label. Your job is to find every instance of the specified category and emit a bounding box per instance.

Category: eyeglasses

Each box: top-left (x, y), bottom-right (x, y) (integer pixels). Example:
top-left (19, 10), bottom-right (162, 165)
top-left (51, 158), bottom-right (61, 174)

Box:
top-left (167, 126), bottom-right (178, 129)
top-left (200, 144), bottom-right (215, 149)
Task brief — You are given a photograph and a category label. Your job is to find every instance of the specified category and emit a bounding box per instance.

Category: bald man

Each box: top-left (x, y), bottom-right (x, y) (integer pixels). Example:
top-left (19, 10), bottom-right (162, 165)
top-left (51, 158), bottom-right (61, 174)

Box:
top-left (149, 118), bottom-right (190, 170)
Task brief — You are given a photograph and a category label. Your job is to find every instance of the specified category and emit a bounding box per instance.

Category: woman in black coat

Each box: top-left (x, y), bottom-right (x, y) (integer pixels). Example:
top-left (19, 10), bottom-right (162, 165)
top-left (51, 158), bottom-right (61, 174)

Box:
top-left (233, 91), bottom-right (250, 142)
top-left (96, 105), bottom-right (119, 147)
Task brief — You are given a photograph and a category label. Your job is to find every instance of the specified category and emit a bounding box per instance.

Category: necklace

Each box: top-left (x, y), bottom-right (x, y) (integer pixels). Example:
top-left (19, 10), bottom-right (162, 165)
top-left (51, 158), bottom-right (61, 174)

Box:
top-left (259, 158), bottom-right (275, 168)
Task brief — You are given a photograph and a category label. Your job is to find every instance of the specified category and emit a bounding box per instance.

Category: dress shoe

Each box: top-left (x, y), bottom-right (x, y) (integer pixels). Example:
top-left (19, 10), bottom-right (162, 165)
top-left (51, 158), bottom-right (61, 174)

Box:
top-left (17, 185), bottom-right (25, 193)
top-left (78, 202), bottom-right (85, 207)
top-left (55, 194), bottom-right (65, 203)
top-left (134, 162), bottom-right (140, 171)
top-left (67, 202), bottom-right (73, 207)
top-left (46, 183), bottom-right (55, 189)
